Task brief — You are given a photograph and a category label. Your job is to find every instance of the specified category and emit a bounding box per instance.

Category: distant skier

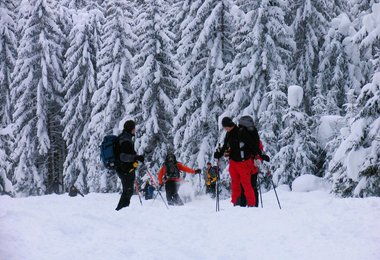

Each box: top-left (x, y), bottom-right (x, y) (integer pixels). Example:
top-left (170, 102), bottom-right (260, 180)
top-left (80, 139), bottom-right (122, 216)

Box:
top-left (143, 180), bottom-right (155, 200)
top-left (205, 162), bottom-right (217, 198)
top-left (158, 153), bottom-right (201, 205)
top-left (68, 185), bottom-right (84, 197)
top-left (114, 120), bottom-right (144, 211)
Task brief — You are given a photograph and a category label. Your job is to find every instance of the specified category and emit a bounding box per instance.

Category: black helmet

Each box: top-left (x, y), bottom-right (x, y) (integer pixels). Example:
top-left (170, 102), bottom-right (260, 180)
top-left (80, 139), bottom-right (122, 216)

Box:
top-left (165, 153), bottom-right (176, 163)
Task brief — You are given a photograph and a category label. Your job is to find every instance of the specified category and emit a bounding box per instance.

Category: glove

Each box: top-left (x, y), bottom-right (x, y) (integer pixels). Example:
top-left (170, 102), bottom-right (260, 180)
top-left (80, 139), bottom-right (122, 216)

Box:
top-left (195, 169), bottom-right (201, 174)
top-left (214, 151), bottom-right (222, 159)
top-left (133, 161), bottom-right (139, 168)
top-left (135, 155), bottom-right (144, 163)
top-left (254, 159), bottom-right (262, 168)
top-left (261, 154), bottom-right (270, 162)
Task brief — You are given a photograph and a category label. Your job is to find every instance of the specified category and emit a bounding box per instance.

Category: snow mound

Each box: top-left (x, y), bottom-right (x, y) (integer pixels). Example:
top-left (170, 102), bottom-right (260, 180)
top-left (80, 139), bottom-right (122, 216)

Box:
top-left (317, 115), bottom-right (344, 148)
top-left (287, 85), bottom-right (303, 107)
top-left (292, 174), bottom-right (330, 192)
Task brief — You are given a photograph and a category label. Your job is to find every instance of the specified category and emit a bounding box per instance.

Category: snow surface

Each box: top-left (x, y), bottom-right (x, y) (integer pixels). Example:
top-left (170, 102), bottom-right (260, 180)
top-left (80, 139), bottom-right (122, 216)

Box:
top-left (1, 190), bottom-right (380, 260)
top-left (292, 174), bottom-right (330, 192)
top-left (287, 85), bottom-right (303, 107)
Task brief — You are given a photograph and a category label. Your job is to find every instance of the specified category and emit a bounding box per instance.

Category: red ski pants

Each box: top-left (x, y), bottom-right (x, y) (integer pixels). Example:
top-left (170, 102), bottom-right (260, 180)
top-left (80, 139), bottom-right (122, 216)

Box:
top-left (229, 159), bottom-right (256, 207)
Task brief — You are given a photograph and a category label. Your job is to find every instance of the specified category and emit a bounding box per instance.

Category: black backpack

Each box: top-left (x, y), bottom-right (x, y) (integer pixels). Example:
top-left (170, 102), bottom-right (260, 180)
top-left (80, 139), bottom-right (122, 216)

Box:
top-left (239, 115), bottom-right (257, 132)
top-left (238, 115), bottom-right (261, 155)
top-left (164, 154), bottom-right (180, 179)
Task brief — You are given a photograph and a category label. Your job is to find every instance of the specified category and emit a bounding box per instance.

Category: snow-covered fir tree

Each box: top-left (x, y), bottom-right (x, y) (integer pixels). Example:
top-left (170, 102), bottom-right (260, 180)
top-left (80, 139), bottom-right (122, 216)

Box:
top-left (317, 13), bottom-right (360, 115)
top-left (10, 0), bottom-right (65, 196)
top-left (218, 1), bottom-right (245, 118)
top-left (56, 5), bottom-right (74, 57)
top-left (258, 73), bottom-right (288, 189)
top-left (0, 137), bottom-right (13, 195)
top-left (291, 0), bottom-right (330, 114)
top-left (330, 0), bottom-right (350, 16)
top-left (331, 3), bottom-right (380, 197)
top-left (353, 73), bottom-right (380, 197)
top-left (323, 89), bottom-right (355, 182)
top-left (242, 0), bottom-right (294, 117)
top-left (350, 0), bottom-right (378, 17)
top-left (223, 0), bottom-right (293, 120)
top-left (351, 1), bottom-right (379, 86)
top-left (127, 0), bottom-right (178, 171)
top-left (0, 0), bottom-right (379, 198)
top-left (174, 0), bottom-right (236, 167)
top-left (62, 0), bottom-right (90, 9)
top-left (259, 73), bottom-right (288, 160)
top-left (16, 0), bottom-right (33, 39)
top-left (211, 0), bottom-right (236, 110)
top-left (62, 8), bottom-right (104, 192)
top-left (329, 79), bottom-right (380, 197)
top-left (166, 0), bottom-right (189, 45)
top-left (0, 1), bottom-right (18, 196)
top-left (272, 85), bottom-right (321, 187)
top-left (0, 1), bottom-right (17, 126)
top-left (311, 87), bottom-right (328, 117)
top-left (85, 0), bottom-right (135, 192)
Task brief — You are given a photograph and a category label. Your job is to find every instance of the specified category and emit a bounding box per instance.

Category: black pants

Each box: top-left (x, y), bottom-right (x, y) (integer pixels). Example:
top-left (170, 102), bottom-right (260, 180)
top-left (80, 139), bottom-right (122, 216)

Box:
top-left (165, 181), bottom-right (183, 206)
top-left (237, 174), bottom-right (258, 207)
top-left (115, 171), bottom-right (135, 210)
top-left (206, 183), bottom-right (216, 198)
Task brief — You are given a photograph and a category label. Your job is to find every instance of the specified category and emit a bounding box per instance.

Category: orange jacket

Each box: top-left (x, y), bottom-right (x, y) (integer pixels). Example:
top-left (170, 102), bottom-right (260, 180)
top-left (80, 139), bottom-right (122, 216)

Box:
top-left (158, 162), bottom-right (196, 185)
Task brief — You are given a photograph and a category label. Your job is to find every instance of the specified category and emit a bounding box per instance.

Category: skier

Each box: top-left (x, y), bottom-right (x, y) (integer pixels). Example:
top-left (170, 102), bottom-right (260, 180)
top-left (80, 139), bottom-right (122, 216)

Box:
top-left (143, 180), bottom-right (155, 200)
top-left (114, 120), bottom-right (144, 211)
top-left (205, 162), bottom-right (217, 198)
top-left (158, 153), bottom-right (201, 205)
top-left (214, 117), bottom-right (261, 207)
top-left (68, 185), bottom-right (84, 197)
top-left (238, 140), bottom-right (265, 207)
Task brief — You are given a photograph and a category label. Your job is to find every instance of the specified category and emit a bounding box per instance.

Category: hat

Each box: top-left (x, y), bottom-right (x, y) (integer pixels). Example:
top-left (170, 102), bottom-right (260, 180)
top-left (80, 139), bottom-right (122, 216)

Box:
top-left (222, 117), bottom-right (234, 127)
top-left (165, 153), bottom-right (176, 162)
top-left (123, 120), bottom-right (136, 133)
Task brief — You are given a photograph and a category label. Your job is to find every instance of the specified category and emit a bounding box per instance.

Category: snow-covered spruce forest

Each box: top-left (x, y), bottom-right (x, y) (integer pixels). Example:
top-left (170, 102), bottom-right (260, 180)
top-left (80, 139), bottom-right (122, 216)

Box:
top-left (0, 0), bottom-right (379, 198)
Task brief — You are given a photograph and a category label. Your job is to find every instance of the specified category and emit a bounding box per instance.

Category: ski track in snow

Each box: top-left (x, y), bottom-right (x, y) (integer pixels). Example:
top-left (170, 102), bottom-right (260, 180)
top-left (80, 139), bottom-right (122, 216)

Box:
top-left (1, 190), bottom-right (380, 260)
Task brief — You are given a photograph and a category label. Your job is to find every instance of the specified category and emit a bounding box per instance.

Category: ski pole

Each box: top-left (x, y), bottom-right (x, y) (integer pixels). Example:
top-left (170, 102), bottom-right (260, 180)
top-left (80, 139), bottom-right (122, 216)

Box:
top-left (215, 115), bottom-right (221, 212)
top-left (198, 172), bottom-right (202, 194)
top-left (152, 184), bottom-right (161, 204)
top-left (215, 158), bottom-right (220, 212)
top-left (135, 180), bottom-right (143, 206)
top-left (257, 173), bottom-right (263, 208)
top-left (267, 170), bottom-right (281, 209)
top-left (145, 164), bottom-right (169, 209)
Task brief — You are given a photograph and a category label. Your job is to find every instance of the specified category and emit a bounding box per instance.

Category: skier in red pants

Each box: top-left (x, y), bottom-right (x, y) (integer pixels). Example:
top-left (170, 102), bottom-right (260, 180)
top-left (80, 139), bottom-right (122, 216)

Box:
top-left (214, 117), bottom-right (262, 207)
top-left (239, 141), bottom-right (265, 207)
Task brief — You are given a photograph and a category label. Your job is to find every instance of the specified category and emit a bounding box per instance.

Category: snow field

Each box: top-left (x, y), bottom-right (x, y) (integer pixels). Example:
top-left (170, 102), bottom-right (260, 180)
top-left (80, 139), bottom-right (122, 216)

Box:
top-left (1, 189), bottom-right (380, 260)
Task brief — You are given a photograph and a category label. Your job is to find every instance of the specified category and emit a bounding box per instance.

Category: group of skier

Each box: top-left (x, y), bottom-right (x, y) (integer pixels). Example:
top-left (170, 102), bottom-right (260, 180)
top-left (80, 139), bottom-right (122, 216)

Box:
top-left (109, 116), bottom-right (269, 211)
